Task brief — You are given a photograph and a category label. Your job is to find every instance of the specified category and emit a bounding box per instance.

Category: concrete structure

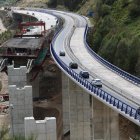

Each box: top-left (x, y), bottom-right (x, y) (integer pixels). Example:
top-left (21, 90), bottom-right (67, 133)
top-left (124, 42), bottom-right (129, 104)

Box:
top-left (91, 97), bottom-right (119, 140)
top-left (24, 117), bottom-right (57, 140)
top-left (62, 72), bottom-right (91, 140)
top-left (8, 65), bottom-right (33, 136)
top-left (62, 72), bottom-right (120, 140)
top-left (27, 73), bottom-right (39, 97)
top-left (8, 65), bottom-right (39, 97)
top-left (9, 85), bottom-right (33, 136)
top-left (8, 65), bottom-right (27, 88)
top-left (62, 72), bottom-right (70, 135)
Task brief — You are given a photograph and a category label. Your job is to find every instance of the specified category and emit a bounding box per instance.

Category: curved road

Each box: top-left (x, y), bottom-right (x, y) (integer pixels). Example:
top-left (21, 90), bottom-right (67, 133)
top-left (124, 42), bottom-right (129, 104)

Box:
top-left (13, 8), bottom-right (140, 126)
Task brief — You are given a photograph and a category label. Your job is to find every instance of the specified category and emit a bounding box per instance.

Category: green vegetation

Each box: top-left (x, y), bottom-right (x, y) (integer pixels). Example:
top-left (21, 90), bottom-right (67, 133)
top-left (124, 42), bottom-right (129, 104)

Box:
top-left (0, 30), bottom-right (13, 45)
top-left (88, 0), bottom-right (140, 76)
top-left (0, 11), bottom-right (13, 28)
top-left (0, 0), bottom-right (139, 76)
top-left (47, 0), bottom-right (86, 11)
top-left (46, 0), bottom-right (140, 76)
top-left (0, 126), bottom-right (36, 140)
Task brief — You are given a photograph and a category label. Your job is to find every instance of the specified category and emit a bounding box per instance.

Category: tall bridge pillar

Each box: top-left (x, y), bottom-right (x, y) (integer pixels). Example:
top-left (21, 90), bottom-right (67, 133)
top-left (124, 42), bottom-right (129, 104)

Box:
top-left (91, 97), bottom-right (119, 140)
top-left (8, 65), bottom-right (33, 136)
top-left (62, 72), bottom-right (70, 135)
top-left (62, 72), bottom-right (91, 140)
top-left (26, 72), bottom-right (39, 98)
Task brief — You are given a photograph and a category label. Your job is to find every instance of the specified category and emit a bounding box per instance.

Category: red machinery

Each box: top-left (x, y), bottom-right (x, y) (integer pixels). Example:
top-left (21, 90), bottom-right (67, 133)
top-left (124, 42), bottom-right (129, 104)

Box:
top-left (18, 21), bottom-right (46, 35)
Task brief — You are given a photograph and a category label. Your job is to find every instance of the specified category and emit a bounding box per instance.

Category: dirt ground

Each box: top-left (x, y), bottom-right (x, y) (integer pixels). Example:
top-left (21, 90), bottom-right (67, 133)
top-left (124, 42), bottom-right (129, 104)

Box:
top-left (0, 72), bottom-right (9, 130)
top-left (0, 72), bottom-right (8, 95)
top-left (0, 18), bottom-right (6, 33)
top-left (0, 114), bottom-right (9, 129)
top-left (33, 58), bottom-right (63, 140)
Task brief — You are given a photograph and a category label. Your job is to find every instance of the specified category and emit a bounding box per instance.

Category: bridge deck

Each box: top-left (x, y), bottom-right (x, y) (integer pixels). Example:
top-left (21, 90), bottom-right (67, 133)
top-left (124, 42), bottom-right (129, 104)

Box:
top-left (70, 28), bottom-right (140, 107)
top-left (1, 37), bottom-right (43, 49)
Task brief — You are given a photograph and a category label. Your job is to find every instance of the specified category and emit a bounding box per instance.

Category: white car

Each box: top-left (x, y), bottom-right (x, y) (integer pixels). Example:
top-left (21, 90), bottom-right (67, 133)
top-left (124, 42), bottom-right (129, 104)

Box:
top-left (91, 79), bottom-right (102, 87)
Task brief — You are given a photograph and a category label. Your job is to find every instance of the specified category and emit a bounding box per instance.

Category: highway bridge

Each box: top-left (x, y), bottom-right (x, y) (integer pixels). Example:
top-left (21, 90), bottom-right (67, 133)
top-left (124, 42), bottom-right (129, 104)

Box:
top-left (5, 7), bottom-right (140, 140)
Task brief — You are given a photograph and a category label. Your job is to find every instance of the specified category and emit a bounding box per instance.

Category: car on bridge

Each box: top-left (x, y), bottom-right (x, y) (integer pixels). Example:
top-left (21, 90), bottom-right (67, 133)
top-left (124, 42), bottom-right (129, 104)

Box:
top-left (69, 62), bottom-right (78, 69)
top-left (91, 79), bottom-right (102, 88)
top-left (59, 51), bottom-right (65, 56)
top-left (79, 71), bottom-right (89, 79)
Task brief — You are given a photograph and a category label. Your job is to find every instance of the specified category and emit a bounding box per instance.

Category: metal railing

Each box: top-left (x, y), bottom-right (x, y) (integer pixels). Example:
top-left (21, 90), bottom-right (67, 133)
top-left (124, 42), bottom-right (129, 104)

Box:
top-left (84, 25), bottom-right (140, 85)
top-left (50, 42), bottom-right (140, 122)
top-left (50, 22), bottom-right (140, 124)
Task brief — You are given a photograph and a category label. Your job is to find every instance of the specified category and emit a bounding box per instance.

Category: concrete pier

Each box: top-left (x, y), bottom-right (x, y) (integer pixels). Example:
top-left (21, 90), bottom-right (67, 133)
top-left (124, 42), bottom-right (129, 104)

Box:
top-left (8, 65), bottom-right (39, 97)
top-left (9, 85), bottom-right (33, 136)
top-left (62, 72), bottom-right (91, 140)
top-left (91, 97), bottom-right (119, 140)
top-left (62, 72), bottom-right (70, 135)
top-left (8, 65), bottom-right (33, 136)
top-left (24, 117), bottom-right (57, 140)
top-left (8, 65), bottom-right (27, 88)
top-left (62, 72), bottom-right (120, 140)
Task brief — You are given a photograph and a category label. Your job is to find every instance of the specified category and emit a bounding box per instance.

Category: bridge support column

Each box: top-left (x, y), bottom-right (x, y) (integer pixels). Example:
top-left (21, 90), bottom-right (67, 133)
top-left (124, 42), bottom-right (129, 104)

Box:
top-left (92, 97), bottom-right (104, 140)
top-left (92, 97), bottom-right (119, 140)
top-left (27, 73), bottom-right (39, 98)
top-left (31, 74), bottom-right (39, 98)
top-left (8, 65), bottom-right (33, 136)
top-left (103, 105), bottom-right (119, 140)
top-left (62, 72), bottom-right (70, 135)
top-left (62, 72), bottom-right (91, 140)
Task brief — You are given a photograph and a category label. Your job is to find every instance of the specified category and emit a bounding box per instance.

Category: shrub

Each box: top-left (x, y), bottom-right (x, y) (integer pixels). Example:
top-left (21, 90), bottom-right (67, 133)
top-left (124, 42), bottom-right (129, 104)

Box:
top-left (0, 30), bottom-right (13, 45)
top-left (129, 0), bottom-right (140, 18)
top-left (121, 0), bottom-right (130, 8)
top-left (63, 0), bottom-right (83, 11)
top-left (114, 38), bottom-right (130, 71)
top-left (99, 34), bottom-right (119, 63)
top-left (101, 4), bottom-right (111, 17)
top-left (92, 31), bottom-right (102, 52)
top-left (47, 0), bottom-right (57, 8)
top-left (98, 16), bottom-right (115, 36)
top-left (131, 36), bottom-right (140, 76)
top-left (103, 0), bottom-right (117, 5)
top-left (0, 126), bottom-right (36, 140)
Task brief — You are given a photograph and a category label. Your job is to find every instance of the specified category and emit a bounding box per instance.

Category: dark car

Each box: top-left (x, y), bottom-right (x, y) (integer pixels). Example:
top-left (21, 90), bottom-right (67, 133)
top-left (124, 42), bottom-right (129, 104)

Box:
top-left (69, 62), bottom-right (78, 69)
top-left (79, 71), bottom-right (89, 78)
top-left (59, 51), bottom-right (65, 56)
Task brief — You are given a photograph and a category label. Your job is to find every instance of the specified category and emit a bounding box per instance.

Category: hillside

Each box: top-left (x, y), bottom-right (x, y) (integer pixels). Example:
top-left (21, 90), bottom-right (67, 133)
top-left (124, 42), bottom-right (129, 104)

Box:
top-left (88, 0), bottom-right (140, 76)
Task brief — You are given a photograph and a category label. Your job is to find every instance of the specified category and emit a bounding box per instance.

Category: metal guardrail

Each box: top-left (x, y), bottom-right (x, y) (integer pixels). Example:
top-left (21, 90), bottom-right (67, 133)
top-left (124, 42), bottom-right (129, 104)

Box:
top-left (50, 42), bottom-right (140, 123)
top-left (84, 25), bottom-right (140, 85)
top-left (50, 22), bottom-right (140, 124)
